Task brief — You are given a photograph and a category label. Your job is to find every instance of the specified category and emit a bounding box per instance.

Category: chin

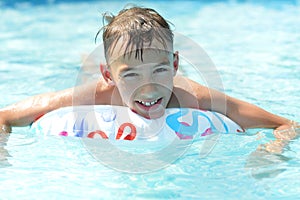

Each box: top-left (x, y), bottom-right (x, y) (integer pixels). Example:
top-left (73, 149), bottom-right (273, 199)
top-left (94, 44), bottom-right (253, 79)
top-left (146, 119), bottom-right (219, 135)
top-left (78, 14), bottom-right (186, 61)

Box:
top-left (130, 106), bottom-right (166, 119)
top-left (143, 110), bottom-right (165, 119)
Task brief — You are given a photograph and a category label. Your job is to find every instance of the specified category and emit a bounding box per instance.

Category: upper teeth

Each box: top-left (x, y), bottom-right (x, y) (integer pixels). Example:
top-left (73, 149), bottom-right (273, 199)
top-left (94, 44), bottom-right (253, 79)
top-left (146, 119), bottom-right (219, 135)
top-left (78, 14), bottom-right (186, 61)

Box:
top-left (138, 99), bottom-right (159, 107)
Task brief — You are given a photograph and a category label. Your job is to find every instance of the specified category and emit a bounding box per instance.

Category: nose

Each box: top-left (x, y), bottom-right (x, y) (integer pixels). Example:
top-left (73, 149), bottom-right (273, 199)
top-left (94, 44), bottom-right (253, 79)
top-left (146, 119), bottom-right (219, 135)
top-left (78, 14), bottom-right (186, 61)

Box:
top-left (138, 83), bottom-right (158, 98)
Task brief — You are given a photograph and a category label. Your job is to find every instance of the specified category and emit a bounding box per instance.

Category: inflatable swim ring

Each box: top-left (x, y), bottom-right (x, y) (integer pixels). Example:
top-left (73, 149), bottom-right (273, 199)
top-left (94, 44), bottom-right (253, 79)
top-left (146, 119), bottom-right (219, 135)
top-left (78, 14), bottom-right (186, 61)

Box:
top-left (31, 105), bottom-right (244, 140)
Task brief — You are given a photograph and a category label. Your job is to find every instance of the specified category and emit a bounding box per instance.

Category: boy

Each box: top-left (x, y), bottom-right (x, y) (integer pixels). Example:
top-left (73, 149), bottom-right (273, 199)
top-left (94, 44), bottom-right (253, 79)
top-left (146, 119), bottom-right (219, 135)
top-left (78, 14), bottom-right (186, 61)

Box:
top-left (0, 7), bottom-right (298, 149)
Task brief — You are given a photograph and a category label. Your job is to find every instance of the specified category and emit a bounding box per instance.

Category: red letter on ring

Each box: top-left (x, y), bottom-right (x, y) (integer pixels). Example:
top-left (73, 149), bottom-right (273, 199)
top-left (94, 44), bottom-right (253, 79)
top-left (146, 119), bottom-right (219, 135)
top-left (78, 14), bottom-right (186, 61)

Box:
top-left (87, 130), bottom-right (108, 139)
top-left (116, 123), bottom-right (137, 140)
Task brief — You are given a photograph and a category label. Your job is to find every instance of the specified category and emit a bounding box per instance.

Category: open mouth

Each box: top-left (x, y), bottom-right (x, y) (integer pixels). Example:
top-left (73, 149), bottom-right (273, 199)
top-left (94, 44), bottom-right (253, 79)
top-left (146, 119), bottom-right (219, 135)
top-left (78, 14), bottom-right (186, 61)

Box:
top-left (135, 98), bottom-right (163, 111)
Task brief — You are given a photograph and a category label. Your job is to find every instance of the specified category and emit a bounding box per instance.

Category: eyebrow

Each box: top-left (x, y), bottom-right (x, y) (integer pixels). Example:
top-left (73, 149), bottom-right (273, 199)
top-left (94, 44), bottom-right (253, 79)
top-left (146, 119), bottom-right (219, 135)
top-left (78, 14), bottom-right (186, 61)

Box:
top-left (119, 60), bottom-right (171, 74)
top-left (154, 60), bottom-right (170, 67)
top-left (119, 67), bottom-right (135, 74)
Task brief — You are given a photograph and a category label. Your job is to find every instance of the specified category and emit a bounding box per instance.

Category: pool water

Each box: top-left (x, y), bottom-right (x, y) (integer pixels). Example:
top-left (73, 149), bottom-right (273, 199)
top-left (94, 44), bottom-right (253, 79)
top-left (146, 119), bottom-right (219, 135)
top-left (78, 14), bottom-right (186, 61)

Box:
top-left (1, 0), bottom-right (300, 199)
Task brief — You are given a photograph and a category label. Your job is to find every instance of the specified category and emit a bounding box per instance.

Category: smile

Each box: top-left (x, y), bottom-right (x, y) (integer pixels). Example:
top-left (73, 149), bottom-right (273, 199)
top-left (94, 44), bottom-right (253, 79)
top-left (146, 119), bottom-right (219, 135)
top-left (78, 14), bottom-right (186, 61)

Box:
top-left (135, 98), bottom-right (163, 108)
top-left (137, 99), bottom-right (159, 107)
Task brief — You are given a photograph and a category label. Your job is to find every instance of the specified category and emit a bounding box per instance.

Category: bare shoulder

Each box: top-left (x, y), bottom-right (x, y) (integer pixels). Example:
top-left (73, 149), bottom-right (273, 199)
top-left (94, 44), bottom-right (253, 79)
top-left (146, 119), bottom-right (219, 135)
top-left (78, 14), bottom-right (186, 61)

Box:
top-left (172, 75), bottom-right (226, 110)
top-left (95, 77), bottom-right (110, 92)
top-left (173, 75), bottom-right (209, 99)
top-left (170, 76), bottom-right (205, 108)
top-left (94, 77), bottom-right (119, 105)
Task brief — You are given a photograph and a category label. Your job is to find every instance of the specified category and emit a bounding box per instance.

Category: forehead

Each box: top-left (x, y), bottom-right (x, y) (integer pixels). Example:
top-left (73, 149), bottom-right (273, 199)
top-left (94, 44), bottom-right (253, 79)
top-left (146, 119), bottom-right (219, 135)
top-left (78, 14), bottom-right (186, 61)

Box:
top-left (111, 49), bottom-right (171, 69)
top-left (106, 36), bottom-right (173, 65)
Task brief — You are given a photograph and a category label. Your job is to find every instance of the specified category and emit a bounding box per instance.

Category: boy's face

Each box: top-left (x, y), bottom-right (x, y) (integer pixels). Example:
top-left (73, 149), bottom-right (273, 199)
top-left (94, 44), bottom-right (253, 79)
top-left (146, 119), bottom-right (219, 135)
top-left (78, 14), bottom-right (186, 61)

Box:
top-left (106, 42), bottom-right (178, 119)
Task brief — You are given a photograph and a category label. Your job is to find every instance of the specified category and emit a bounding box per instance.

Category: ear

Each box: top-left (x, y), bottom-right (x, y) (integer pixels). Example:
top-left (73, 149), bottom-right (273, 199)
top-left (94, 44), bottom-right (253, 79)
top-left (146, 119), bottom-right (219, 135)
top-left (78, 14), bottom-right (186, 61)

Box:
top-left (173, 51), bottom-right (179, 76)
top-left (100, 63), bottom-right (115, 85)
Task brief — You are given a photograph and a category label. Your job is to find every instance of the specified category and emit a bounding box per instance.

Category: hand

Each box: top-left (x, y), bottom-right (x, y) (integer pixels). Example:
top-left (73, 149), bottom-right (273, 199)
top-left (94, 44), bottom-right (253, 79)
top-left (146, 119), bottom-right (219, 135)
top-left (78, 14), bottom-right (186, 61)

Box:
top-left (273, 121), bottom-right (300, 141)
top-left (259, 121), bottom-right (300, 154)
top-left (259, 139), bottom-right (288, 154)
top-left (0, 124), bottom-right (11, 134)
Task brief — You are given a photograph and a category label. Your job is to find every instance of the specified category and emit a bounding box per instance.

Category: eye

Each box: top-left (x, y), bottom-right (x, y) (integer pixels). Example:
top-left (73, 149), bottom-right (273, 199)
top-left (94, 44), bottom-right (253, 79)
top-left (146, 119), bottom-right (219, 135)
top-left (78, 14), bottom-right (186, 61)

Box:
top-left (123, 73), bottom-right (138, 78)
top-left (154, 67), bottom-right (168, 73)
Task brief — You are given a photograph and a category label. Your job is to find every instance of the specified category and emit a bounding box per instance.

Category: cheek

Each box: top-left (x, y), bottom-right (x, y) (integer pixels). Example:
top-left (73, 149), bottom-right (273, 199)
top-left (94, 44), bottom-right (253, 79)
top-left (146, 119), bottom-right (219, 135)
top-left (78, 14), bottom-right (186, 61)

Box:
top-left (153, 73), bottom-right (174, 88)
top-left (116, 80), bottom-right (137, 101)
top-left (117, 79), bottom-right (139, 91)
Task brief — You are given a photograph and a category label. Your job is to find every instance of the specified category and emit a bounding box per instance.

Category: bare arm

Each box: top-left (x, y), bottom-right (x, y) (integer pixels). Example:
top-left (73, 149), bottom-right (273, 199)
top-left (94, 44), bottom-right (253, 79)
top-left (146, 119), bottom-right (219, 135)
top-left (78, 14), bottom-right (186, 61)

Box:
top-left (0, 80), bottom-right (103, 134)
top-left (226, 96), bottom-right (299, 154)
top-left (175, 77), bottom-right (299, 154)
top-left (186, 78), bottom-right (294, 132)
top-left (226, 96), bottom-right (291, 130)
top-left (0, 88), bottom-right (73, 133)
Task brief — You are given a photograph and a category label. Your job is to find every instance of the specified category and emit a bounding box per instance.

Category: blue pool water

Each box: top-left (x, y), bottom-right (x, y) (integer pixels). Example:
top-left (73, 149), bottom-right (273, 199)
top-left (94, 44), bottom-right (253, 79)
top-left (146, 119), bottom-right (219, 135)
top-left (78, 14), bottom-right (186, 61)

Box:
top-left (1, 0), bottom-right (300, 199)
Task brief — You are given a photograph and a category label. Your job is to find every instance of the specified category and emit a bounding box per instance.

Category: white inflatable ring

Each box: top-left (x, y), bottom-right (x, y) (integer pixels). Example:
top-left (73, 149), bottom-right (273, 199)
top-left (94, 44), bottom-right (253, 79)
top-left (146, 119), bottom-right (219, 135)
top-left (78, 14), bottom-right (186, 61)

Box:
top-left (31, 105), bottom-right (244, 140)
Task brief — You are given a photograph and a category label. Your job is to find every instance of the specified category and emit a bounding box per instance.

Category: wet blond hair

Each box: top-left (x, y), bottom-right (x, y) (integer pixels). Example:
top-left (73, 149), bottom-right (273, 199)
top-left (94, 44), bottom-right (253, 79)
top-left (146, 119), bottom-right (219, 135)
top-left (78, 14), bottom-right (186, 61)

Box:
top-left (96, 7), bottom-right (173, 62)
